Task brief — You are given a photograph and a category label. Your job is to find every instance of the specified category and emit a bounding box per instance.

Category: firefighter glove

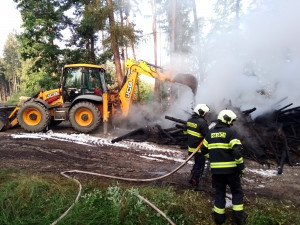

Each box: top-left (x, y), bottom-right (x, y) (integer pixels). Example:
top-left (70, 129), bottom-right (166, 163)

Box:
top-left (240, 169), bottom-right (245, 177)
top-left (236, 164), bottom-right (245, 177)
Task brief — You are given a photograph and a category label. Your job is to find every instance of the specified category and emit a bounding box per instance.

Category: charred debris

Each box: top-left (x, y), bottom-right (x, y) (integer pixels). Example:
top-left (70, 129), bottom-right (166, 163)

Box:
top-left (112, 103), bottom-right (300, 174)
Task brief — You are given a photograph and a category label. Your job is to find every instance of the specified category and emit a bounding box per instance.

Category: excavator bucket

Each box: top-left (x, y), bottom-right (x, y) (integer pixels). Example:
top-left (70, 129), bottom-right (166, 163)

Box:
top-left (0, 110), bottom-right (9, 131)
top-left (173, 73), bottom-right (198, 95)
top-left (0, 106), bottom-right (16, 131)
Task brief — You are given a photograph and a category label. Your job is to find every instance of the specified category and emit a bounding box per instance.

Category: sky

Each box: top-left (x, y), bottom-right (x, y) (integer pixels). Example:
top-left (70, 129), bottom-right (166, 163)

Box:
top-left (0, 1), bottom-right (215, 59)
top-left (0, 1), bottom-right (22, 57)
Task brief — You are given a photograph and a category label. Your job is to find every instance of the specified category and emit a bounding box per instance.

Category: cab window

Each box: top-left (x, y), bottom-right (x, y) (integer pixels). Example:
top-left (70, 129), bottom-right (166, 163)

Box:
top-left (64, 67), bottom-right (82, 89)
top-left (85, 68), bottom-right (103, 95)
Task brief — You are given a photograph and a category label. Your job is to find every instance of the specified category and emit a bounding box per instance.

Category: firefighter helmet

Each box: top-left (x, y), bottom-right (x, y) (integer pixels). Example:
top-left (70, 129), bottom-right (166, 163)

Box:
top-left (194, 104), bottom-right (210, 117)
top-left (218, 109), bottom-right (237, 125)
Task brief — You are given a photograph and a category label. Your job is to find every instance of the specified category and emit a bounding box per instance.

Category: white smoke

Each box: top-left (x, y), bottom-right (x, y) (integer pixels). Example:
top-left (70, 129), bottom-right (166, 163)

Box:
top-left (160, 0), bottom-right (300, 119)
top-left (194, 0), bottom-right (300, 117)
top-left (125, 0), bottom-right (300, 126)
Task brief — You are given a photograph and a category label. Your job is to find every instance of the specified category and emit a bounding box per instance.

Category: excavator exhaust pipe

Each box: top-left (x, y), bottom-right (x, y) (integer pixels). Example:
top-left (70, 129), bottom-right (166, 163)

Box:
top-left (173, 73), bottom-right (198, 95)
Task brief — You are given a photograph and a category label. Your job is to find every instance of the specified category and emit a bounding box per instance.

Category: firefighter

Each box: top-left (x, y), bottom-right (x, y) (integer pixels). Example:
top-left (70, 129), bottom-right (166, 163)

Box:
top-left (200, 109), bottom-right (247, 225)
top-left (185, 104), bottom-right (210, 191)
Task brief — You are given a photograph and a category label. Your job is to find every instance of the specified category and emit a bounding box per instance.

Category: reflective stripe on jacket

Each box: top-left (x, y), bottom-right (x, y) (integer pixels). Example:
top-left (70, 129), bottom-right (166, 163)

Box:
top-left (185, 114), bottom-right (209, 153)
top-left (201, 122), bottom-right (244, 174)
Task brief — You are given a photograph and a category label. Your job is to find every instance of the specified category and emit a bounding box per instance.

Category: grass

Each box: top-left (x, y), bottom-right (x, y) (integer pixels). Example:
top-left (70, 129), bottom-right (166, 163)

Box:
top-left (3, 92), bottom-right (23, 106)
top-left (0, 169), bottom-right (299, 225)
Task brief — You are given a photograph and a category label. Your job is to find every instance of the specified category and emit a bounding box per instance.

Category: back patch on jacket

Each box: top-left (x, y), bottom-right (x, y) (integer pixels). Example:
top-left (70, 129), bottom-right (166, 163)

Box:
top-left (211, 132), bottom-right (226, 138)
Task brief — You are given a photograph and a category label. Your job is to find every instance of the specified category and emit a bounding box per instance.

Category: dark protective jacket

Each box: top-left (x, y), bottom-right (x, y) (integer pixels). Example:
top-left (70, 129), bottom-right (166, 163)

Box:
top-left (200, 122), bottom-right (244, 174)
top-left (185, 113), bottom-right (209, 153)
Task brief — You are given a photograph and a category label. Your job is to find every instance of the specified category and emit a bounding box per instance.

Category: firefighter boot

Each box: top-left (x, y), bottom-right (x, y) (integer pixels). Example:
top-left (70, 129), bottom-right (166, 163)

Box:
top-left (213, 212), bottom-right (226, 225)
top-left (188, 179), bottom-right (203, 191)
top-left (194, 184), bottom-right (204, 192)
top-left (188, 170), bottom-right (196, 185)
top-left (234, 212), bottom-right (248, 225)
top-left (188, 178), bottom-right (198, 186)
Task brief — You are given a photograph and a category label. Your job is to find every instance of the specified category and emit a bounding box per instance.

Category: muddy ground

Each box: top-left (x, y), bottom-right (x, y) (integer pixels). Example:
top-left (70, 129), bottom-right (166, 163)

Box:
top-left (0, 122), bottom-right (300, 209)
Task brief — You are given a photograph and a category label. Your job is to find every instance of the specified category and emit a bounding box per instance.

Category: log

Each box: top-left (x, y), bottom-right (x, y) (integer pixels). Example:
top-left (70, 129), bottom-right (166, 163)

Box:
top-left (168, 129), bottom-right (184, 135)
top-left (111, 128), bottom-right (145, 143)
top-left (155, 125), bottom-right (177, 143)
top-left (165, 115), bottom-right (186, 125)
top-left (175, 124), bottom-right (185, 129)
top-left (242, 107), bottom-right (256, 115)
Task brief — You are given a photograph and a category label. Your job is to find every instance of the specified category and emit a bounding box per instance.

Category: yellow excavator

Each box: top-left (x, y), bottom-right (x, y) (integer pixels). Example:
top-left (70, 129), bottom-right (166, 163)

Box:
top-left (0, 59), bottom-right (197, 133)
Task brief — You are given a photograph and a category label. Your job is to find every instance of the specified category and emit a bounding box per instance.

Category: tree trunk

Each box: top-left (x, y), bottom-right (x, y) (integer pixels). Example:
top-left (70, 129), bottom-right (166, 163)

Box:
top-left (91, 34), bottom-right (96, 64)
top-left (192, 0), bottom-right (199, 44)
top-left (0, 86), bottom-right (3, 102)
top-left (120, 4), bottom-right (126, 76)
top-left (106, 0), bottom-right (123, 90)
top-left (152, 0), bottom-right (157, 67)
top-left (170, 0), bottom-right (176, 60)
top-left (127, 17), bottom-right (136, 60)
top-left (125, 7), bottom-right (136, 60)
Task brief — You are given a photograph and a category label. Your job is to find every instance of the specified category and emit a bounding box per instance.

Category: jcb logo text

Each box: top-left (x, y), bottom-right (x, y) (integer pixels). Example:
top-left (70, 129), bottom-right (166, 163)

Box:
top-left (125, 81), bottom-right (133, 98)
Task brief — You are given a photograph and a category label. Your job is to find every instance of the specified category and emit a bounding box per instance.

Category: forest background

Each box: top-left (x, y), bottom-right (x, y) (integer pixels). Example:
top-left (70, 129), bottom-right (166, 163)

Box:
top-left (1, 0), bottom-right (295, 117)
top-left (0, 0), bottom-right (255, 103)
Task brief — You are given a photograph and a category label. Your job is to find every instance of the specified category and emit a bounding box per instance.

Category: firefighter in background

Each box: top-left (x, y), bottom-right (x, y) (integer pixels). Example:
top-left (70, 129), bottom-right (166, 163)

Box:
top-left (185, 104), bottom-right (210, 191)
top-left (200, 109), bottom-right (247, 225)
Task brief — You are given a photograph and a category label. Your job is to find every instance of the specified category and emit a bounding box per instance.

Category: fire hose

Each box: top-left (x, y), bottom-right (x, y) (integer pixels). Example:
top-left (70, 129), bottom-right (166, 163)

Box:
top-left (51, 141), bottom-right (203, 225)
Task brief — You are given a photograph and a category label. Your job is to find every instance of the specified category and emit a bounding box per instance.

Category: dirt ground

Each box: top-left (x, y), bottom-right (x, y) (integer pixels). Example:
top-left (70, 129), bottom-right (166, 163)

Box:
top-left (0, 122), bottom-right (300, 208)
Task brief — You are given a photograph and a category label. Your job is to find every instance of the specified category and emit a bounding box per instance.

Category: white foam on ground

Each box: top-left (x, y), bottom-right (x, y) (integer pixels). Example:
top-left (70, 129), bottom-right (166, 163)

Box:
top-left (10, 130), bottom-right (186, 163)
top-left (247, 168), bottom-right (277, 177)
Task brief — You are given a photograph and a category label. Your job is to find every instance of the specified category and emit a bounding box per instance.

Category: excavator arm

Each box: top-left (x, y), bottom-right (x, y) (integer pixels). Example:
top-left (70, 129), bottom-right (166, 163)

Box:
top-left (118, 59), bottom-right (175, 117)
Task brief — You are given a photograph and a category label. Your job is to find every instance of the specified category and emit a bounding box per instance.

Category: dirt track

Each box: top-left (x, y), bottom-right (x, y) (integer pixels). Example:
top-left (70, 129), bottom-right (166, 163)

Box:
top-left (0, 122), bottom-right (300, 208)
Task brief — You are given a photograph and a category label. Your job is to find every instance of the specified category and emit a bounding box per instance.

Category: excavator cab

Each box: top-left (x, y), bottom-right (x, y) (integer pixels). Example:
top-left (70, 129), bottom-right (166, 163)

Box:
top-left (61, 64), bottom-right (107, 102)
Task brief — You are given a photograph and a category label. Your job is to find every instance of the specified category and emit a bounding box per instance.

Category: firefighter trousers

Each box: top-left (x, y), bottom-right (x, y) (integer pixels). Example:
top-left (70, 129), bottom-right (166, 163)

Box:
top-left (189, 152), bottom-right (205, 185)
top-left (212, 173), bottom-right (246, 225)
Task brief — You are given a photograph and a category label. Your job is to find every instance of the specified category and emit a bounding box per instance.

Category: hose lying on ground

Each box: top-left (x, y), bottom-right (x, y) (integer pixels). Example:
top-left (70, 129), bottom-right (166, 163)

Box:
top-left (50, 141), bottom-right (203, 225)
top-left (62, 147), bottom-right (198, 182)
top-left (50, 172), bottom-right (82, 225)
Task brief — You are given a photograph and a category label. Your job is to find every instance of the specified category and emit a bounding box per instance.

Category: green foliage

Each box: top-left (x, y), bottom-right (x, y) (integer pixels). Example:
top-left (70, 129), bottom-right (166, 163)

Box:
top-left (0, 169), bottom-right (300, 225)
top-left (157, 0), bottom-right (194, 54)
top-left (15, 0), bottom-right (68, 77)
top-left (20, 69), bottom-right (59, 97)
top-left (63, 184), bottom-right (187, 225)
top-left (0, 169), bottom-right (77, 225)
top-left (133, 76), bottom-right (155, 102)
top-left (5, 92), bottom-right (23, 106)
top-left (1, 32), bottom-right (22, 100)
top-left (246, 198), bottom-right (300, 225)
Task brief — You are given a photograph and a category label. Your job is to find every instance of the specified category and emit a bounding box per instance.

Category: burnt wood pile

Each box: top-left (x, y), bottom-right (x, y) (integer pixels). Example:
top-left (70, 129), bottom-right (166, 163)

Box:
top-left (111, 115), bottom-right (188, 147)
top-left (112, 104), bottom-right (300, 174)
top-left (249, 104), bottom-right (300, 173)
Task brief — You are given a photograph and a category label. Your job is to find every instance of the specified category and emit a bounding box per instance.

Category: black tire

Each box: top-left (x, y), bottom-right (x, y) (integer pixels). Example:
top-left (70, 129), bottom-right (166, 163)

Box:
top-left (17, 101), bottom-right (50, 132)
top-left (69, 101), bottom-right (101, 133)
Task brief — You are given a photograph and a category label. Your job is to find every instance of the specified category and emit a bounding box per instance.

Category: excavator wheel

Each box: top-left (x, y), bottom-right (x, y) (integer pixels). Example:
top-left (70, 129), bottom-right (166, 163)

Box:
top-left (17, 101), bottom-right (51, 132)
top-left (69, 101), bottom-right (101, 133)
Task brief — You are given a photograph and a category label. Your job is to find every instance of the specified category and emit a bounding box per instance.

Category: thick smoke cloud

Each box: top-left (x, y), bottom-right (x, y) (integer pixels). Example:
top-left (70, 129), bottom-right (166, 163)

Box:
top-left (194, 0), bottom-right (300, 118)
top-left (123, 0), bottom-right (300, 130)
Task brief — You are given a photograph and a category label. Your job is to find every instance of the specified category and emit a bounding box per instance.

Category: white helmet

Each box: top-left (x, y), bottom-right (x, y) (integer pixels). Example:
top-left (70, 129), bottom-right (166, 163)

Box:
top-left (194, 104), bottom-right (210, 117)
top-left (217, 110), bottom-right (237, 125)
